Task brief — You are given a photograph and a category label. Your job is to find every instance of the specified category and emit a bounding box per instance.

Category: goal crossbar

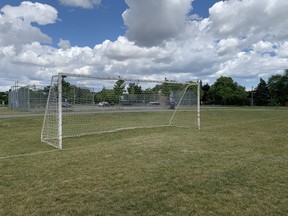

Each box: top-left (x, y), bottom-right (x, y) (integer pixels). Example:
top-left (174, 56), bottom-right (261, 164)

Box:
top-left (57, 73), bottom-right (198, 86)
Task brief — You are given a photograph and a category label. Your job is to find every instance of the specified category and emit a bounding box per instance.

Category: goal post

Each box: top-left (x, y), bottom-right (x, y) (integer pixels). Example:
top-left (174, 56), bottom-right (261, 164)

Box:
top-left (41, 73), bottom-right (200, 149)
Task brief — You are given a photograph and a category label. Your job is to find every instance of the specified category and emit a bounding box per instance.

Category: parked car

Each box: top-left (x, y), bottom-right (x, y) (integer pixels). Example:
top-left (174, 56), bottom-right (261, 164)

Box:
top-left (62, 101), bottom-right (72, 108)
top-left (98, 101), bottom-right (110, 107)
top-left (149, 101), bottom-right (160, 105)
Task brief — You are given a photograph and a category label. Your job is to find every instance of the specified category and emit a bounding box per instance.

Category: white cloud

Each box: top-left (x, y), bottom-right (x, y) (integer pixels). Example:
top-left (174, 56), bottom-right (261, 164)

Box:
top-left (0, 1), bottom-right (57, 47)
top-left (123, 0), bottom-right (193, 47)
top-left (252, 41), bottom-right (274, 53)
top-left (58, 39), bottom-right (71, 49)
top-left (1, 1), bottom-right (57, 25)
top-left (73, 65), bottom-right (94, 75)
top-left (277, 42), bottom-right (288, 58)
top-left (216, 50), bottom-right (287, 80)
top-left (209, 0), bottom-right (288, 42)
top-left (1, 0), bottom-right (288, 91)
top-left (59, 0), bottom-right (101, 9)
top-left (216, 38), bottom-right (240, 56)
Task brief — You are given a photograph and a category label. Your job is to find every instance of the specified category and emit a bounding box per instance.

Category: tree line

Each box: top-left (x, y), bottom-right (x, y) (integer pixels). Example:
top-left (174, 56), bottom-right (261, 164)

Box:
top-left (202, 70), bottom-right (288, 106)
top-left (1, 70), bottom-right (287, 107)
top-left (61, 79), bottom-right (190, 105)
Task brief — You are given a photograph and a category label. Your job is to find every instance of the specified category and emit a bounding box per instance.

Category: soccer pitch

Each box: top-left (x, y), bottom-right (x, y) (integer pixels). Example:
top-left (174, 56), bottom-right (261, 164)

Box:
top-left (1, 107), bottom-right (288, 215)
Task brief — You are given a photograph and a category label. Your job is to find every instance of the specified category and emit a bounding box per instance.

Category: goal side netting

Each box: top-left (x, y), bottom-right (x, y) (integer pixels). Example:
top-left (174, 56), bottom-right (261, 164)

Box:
top-left (41, 73), bottom-right (200, 149)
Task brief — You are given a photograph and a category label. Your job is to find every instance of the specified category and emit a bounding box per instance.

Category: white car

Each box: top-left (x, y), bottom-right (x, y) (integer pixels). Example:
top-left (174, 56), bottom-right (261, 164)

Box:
top-left (98, 101), bottom-right (110, 107)
top-left (149, 101), bottom-right (160, 105)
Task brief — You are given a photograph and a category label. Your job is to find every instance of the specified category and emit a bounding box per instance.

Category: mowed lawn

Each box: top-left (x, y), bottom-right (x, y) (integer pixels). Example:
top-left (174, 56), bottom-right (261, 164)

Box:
top-left (1, 107), bottom-right (288, 215)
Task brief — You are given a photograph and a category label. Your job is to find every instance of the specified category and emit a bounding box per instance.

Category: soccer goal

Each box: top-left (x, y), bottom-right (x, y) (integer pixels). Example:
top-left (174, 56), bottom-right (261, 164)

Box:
top-left (41, 73), bottom-right (200, 149)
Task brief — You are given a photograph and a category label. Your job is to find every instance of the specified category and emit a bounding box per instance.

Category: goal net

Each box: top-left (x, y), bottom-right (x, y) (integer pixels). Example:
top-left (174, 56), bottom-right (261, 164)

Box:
top-left (41, 73), bottom-right (200, 149)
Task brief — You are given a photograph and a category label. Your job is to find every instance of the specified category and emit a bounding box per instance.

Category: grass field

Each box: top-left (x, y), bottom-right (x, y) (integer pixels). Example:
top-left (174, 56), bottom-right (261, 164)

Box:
top-left (1, 106), bottom-right (288, 215)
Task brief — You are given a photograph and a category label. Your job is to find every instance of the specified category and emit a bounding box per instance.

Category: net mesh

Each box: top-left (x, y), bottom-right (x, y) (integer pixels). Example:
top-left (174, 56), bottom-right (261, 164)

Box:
top-left (41, 74), bottom-right (199, 149)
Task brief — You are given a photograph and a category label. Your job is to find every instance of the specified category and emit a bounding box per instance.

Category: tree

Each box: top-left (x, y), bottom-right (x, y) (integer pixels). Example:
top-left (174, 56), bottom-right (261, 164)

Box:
top-left (113, 79), bottom-right (125, 103)
top-left (268, 70), bottom-right (288, 105)
top-left (209, 76), bottom-right (247, 105)
top-left (95, 87), bottom-right (115, 104)
top-left (113, 79), bottom-right (125, 96)
top-left (0, 91), bottom-right (8, 105)
top-left (127, 83), bottom-right (142, 94)
top-left (61, 79), bottom-right (74, 101)
top-left (43, 86), bottom-right (50, 95)
top-left (156, 78), bottom-right (187, 96)
top-left (201, 83), bottom-right (210, 104)
top-left (254, 78), bottom-right (270, 106)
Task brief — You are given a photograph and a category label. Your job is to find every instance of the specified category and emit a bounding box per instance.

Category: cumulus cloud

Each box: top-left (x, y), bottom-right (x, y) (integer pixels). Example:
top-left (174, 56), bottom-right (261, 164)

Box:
top-left (0, 1), bottom-right (57, 47)
top-left (205, 0), bottom-right (288, 80)
top-left (277, 42), bottom-right (288, 58)
top-left (123, 0), bottom-right (192, 47)
top-left (209, 0), bottom-right (288, 42)
top-left (216, 38), bottom-right (240, 56)
top-left (58, 39), bottom-right (71, 49)
top-left (252, 41), bottom-right (274, 53)
top-left (59, 0), bottom-right (101, 9)
top-left (1, 0), bottom-right (288, 91)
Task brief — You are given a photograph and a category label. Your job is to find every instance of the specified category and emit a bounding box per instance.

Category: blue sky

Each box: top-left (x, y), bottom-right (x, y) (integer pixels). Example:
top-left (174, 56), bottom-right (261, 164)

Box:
top-left (0, 0), bottom-right (287, 91)
top-left (41, 0), bottom-right (129, 47)
top-left (0, 0), bottom-right (129, 47)
top-left (0, 0), bottom-right (217, 47)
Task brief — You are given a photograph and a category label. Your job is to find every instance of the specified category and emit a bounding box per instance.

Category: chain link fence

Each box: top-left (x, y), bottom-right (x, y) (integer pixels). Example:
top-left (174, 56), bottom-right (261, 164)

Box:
top-left (8, 83), bottom-right (48, 111)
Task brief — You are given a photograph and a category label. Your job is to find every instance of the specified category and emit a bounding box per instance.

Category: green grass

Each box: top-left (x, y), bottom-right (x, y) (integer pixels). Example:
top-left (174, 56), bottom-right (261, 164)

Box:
top-left (0, 107), bottom-right (26, 115)
top-left (0, 106), bottom-right (44, 115)
top-left (1, 107), bottom-right (288, 215)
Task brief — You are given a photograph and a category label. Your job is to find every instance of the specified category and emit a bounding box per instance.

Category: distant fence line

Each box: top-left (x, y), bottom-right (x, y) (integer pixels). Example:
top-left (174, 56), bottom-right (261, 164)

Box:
top-left (8, 84), bottom-right (48, 111)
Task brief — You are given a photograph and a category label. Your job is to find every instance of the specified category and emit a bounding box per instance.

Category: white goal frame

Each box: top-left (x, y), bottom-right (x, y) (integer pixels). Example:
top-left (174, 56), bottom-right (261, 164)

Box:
top-left (41, 73), bottom-right (200, 149)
